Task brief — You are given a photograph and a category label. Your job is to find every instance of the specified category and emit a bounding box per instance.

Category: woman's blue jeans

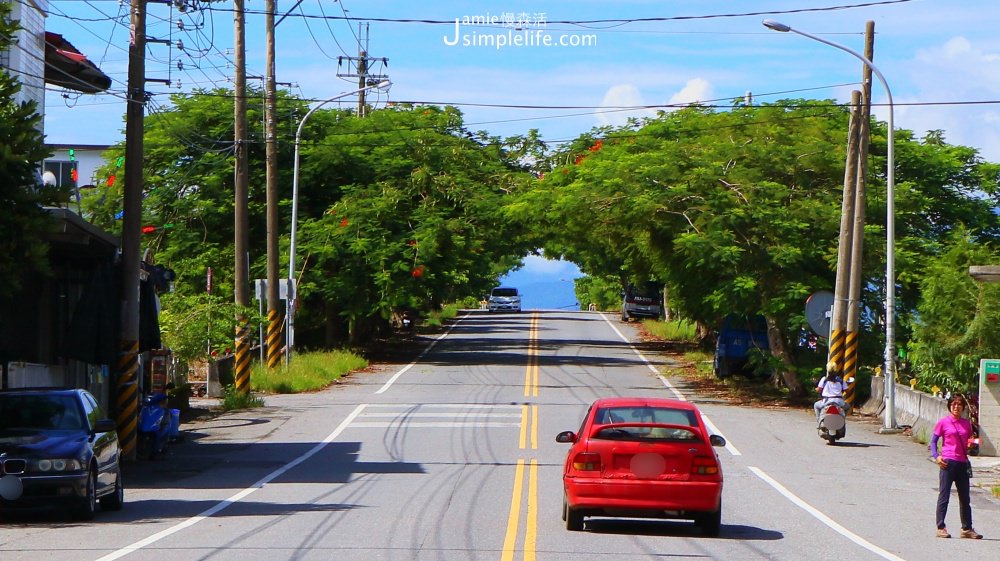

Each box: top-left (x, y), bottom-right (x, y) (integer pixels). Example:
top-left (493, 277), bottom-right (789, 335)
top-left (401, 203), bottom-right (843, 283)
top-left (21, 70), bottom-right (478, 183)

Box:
top-left (936, 459), bottom-right (972, 530)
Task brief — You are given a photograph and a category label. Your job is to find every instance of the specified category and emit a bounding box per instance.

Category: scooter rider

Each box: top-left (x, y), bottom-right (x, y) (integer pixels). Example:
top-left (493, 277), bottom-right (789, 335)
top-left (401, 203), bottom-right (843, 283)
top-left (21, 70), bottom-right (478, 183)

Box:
top-left (814, 363), bottom-right (848, 418)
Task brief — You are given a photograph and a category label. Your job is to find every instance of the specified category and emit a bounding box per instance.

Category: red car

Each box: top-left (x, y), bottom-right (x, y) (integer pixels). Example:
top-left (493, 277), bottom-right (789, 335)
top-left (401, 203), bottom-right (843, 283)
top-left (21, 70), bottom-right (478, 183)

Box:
top-left (556, 397), bottom-right (725, 535)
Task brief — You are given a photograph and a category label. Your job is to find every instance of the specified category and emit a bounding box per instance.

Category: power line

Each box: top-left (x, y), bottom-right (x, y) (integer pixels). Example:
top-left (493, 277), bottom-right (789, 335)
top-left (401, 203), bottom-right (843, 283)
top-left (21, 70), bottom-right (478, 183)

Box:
top-left (206, 0), bottom-right (914, 26)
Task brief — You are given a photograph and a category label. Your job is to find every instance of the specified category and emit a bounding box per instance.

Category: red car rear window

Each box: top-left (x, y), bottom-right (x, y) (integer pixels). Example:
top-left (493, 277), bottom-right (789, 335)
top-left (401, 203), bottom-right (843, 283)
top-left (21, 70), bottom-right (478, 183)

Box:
top-left (593, 425), bottom-right (700, 442)
top-left (594, 406), bottom-right (696, 426)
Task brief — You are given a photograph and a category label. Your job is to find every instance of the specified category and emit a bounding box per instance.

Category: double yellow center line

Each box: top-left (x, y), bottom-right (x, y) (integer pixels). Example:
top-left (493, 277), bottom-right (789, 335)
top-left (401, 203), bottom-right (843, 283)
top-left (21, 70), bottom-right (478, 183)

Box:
top-left (523, 314), bottom-right (540, 397)
top-left (502, 313), bottom-right (541, 561)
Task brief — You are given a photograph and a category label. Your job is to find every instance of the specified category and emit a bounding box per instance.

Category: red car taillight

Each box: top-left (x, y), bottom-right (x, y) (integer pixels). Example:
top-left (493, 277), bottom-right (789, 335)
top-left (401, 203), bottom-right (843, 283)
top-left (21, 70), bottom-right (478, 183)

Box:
top-left (572, 452), bottom-right (602, 471)
top-left (691, 456), bottom-right (720, 478)
top-left (825, 405), bottom-right (841, 416)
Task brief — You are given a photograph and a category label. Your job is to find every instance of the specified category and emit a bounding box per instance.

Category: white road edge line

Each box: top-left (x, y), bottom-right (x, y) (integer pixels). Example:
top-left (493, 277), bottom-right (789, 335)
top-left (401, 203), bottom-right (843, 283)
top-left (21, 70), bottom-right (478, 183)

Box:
top-left (600, 313), bottom-right (741, 456)
top-left (375, 312), bottom-right (469, 394)
top-left (749, 466), bottom-right (909, 561)
top-left (95, 404), bottom-right (369, 561)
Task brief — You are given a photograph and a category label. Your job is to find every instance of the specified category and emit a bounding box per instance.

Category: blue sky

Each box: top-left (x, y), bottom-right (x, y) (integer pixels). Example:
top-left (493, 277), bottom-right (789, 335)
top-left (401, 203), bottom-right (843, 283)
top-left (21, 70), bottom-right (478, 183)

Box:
top-left (44, 0), bottom-right (1000, 160)
top-left (39, 1), bottom-right (1000, 306)
top-left (499, 255), bottom-right (583, 310)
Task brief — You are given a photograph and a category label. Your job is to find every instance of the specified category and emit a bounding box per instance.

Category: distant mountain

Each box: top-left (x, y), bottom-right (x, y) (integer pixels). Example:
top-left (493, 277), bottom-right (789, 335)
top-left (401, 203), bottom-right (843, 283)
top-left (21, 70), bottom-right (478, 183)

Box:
top-left (516, 281), bottom-right (579, 311)
top-left (498, 255), bottom-right (582, 310)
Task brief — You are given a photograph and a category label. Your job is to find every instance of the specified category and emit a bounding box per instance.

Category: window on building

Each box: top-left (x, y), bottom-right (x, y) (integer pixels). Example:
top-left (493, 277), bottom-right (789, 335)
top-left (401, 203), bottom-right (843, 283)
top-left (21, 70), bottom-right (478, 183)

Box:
top-left (43, 160), bottom-right (78, 187)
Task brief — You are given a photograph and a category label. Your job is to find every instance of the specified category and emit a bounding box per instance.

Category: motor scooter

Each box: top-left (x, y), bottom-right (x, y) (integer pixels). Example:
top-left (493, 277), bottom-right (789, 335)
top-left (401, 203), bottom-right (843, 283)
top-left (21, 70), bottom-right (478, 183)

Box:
top-left (138, 392), bottom-right (170, 459)
top-left (817, 377), bottom-right (853, 445)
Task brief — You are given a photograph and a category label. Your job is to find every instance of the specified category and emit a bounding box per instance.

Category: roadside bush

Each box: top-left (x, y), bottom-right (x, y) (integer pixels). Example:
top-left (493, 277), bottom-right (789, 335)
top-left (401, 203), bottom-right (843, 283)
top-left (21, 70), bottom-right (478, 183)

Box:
top-left (574, 275), bottom-right (621, 312)
top-left (425, 302), bottom-right (462, 327)
top-left (221, 385), bottom-right (265, 410)
top-left (643, 319), bottom-right (697, 342)
top-left (250, 350), bottom-right (368, 393)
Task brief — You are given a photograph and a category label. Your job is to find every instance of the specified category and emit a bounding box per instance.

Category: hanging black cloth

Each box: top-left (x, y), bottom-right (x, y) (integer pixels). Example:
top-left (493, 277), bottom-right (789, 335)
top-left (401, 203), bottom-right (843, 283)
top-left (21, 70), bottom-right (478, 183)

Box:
top-left (138, 274), bottom-right (162, 352)
top-left (64, 258), bottom-right (119, 365)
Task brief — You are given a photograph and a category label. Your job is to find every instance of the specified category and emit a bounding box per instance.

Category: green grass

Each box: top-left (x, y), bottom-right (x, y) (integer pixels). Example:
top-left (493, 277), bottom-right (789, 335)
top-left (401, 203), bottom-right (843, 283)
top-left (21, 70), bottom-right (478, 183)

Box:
top-left (250, 349), bottom-right (369, 394)
top-left (993, 486), bottom-right (1000, 498)
top-left (641, 319), bottom-right (698, 342)
top-left (221, 384), bottom-right (266, 410)
top-left (424, 302), bottom-right (462, 328)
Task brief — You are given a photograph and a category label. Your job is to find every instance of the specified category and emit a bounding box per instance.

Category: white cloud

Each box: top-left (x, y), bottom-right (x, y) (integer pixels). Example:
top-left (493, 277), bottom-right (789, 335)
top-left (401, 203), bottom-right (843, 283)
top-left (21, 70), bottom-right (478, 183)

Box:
top-left (594, 78), bottom-right (716, 129)
top-left (595, 84), bottom-right (655, 127)
top-left (520, 254), bottom-right (579, 276)
top-left (895, 36), bottom-right (1000, 162)
top-left (668, 78), bottom-right (713, 106)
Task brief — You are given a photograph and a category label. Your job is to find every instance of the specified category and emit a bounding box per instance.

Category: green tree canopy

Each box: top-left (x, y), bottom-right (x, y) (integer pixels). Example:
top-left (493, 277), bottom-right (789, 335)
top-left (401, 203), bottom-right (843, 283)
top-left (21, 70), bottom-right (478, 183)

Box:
top-left (0, 5), bottom-right (69, 298)
top-left (514, 99), bottom-right (1000, 395)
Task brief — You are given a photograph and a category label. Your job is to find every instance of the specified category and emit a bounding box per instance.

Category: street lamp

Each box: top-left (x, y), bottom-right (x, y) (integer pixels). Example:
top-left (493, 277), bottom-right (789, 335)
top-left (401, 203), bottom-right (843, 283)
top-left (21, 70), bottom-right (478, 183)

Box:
top-left (763, 19), bottom-right (898, 430)
top-left (287, 80), bottom-right (392, 361)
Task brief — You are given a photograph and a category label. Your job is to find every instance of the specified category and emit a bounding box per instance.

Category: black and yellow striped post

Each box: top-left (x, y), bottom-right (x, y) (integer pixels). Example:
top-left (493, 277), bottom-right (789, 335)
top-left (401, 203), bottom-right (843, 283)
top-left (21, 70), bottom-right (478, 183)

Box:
top-left (842, 330), bottom-right (859, 406)
top-left (234, 321), bottom-right (252, 393)
top-left (826, 327), bottom-right (846, 383)
top-left (266, 309), bottom-right (283, 369)
top-left (115, 339), bottom-right (140, 460)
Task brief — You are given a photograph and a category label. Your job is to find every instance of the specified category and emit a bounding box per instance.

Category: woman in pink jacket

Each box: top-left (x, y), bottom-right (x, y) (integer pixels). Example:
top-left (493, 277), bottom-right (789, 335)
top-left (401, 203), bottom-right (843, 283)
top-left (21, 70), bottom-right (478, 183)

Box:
top-left (929, 394), bottom-right (982, 539)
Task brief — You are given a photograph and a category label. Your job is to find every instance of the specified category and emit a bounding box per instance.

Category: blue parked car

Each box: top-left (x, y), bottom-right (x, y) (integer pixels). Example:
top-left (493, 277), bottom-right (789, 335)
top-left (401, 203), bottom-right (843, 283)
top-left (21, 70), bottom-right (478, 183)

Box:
top-left (713, 315), bottom-right (770, 378)
top-left (0, 388), bottom-right (123, 519)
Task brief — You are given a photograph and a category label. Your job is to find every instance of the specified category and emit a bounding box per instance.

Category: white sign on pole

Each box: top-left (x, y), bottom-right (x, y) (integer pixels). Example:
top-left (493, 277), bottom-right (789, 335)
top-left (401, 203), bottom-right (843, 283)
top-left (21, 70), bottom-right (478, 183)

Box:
top-left (253, 279), bottom-right (294, 301)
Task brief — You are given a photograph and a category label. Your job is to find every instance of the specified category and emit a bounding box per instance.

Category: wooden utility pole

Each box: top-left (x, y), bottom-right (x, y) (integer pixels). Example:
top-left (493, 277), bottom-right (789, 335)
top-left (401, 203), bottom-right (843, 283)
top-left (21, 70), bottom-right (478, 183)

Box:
top-left (844, 21), bottom-right (876, 405)
top-left (117, 0), bottom-right (146, 460)
top-left (264, 0), bottom-right (282, 369)
top-left (233, 0), bottom-right (252, 390)
top-left (357, 50), bottom-right (368, 116)
top-left (337, 24), bottom-right (388, 118)
top-left (827, 89), bottom-right (863, 389)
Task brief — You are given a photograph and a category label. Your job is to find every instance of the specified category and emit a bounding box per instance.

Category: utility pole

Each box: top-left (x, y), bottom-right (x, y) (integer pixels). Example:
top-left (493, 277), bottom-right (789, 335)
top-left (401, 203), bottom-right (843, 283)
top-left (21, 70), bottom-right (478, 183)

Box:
top-left (117, 0), bottom-right (147, 461)
top-left (827, 89), bottom-right (862, 395)
top-left (356, 50), bottom-right (367, 116)
top-left (233, 0), bottom-right (251, 391)
top-left (844, 21), bottom-right (876, 406)
top-left (337, 24), bottom-right (388, 117)
top-left (264, 0), bottom-right (282, 369)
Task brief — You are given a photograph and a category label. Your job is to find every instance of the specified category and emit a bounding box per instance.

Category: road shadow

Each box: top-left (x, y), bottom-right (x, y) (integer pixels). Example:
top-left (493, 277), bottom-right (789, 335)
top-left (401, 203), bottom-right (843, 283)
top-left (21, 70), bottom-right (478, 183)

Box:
top-left (825, 441), bottom-right (888, 448)
top-left (583, 518), bottom-right (782, 540)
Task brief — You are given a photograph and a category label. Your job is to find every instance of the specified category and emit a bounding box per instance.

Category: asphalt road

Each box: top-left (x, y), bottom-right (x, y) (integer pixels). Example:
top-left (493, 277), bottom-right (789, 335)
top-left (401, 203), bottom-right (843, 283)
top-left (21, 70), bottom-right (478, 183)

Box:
top-left (1, 310), bottom-right (998, 560)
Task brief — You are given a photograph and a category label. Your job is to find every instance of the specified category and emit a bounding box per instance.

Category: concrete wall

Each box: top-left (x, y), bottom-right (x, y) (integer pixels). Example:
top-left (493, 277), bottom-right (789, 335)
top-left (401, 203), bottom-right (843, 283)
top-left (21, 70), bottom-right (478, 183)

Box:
top-left (980, 360), bottom-right (1000, 457)
top-left (6, 1), bottom-right (47, 114)
top-left (862, 376), bottom-right (995, 456)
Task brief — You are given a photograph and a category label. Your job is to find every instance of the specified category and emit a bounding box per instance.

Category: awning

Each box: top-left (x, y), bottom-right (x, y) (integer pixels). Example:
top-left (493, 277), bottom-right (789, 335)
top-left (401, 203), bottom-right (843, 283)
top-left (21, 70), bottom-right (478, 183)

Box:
top-left (44, 32), bottom-right (112, 94)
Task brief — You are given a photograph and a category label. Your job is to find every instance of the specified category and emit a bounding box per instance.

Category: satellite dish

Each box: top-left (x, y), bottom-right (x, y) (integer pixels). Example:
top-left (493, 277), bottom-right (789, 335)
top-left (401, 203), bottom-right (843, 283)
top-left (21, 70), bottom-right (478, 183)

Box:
top-left (805, 291), bottom-right (835, 337)
top-left (42, 171), bottom-right (58, 187)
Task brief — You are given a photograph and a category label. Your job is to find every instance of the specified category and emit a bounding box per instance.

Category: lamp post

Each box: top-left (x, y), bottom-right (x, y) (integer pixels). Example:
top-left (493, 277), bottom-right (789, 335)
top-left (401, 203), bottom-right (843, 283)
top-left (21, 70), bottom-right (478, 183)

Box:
top-left (762, 19), bottom-right (897, 430)
top-left (287, 80), bottom-right (391, 361)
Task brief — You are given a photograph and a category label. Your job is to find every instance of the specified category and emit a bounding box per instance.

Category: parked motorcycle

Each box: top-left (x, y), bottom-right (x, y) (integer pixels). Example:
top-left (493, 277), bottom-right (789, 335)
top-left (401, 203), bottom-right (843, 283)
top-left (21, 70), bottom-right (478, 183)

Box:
top-left (817, 377), bottom-right (854, 445)
top-left (137, 392), bottom-right (170, 459)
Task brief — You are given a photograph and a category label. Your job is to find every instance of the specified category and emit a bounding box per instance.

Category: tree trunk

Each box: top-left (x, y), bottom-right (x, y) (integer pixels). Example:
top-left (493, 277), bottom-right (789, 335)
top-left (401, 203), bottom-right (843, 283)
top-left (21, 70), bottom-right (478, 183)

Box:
top-left (696, 320), bottom-right (713, 349)
top-left (324, 300), bottom-right (347, 348)
top-left (663, 286), bottom-right (672, 322)
top-left (765, 314), bottom-right (804, 397)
